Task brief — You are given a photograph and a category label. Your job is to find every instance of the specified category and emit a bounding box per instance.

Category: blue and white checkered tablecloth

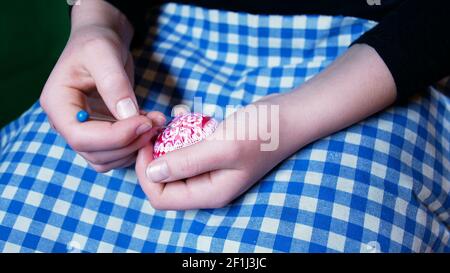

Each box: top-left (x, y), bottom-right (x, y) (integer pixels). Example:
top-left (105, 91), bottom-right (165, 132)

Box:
top-left (0, 3), bottom-right (449, 253)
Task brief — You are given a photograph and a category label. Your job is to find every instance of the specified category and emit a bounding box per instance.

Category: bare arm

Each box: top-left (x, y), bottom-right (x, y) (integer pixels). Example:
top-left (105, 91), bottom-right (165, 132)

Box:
top-left (277, 43), bottom-right (397, 156)
top-left (136, 43), bottom-right (398, 210)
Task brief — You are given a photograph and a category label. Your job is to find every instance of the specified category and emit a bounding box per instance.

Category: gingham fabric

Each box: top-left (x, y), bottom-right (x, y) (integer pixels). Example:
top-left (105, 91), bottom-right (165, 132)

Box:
top-left (0, 3), bottom-right (449, 253)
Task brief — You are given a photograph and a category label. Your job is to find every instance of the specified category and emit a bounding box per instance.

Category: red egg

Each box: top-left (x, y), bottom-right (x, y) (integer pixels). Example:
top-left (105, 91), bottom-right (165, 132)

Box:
top-left (153, 113), bottom-right (218, 159)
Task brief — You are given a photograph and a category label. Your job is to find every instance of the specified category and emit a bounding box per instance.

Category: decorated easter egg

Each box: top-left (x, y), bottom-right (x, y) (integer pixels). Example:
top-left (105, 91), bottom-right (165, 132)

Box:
top-left (153, 113), bottom-right (218, 159)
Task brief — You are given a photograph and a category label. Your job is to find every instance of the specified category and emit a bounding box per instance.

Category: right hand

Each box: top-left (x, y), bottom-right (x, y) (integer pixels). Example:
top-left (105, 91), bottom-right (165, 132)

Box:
top-left (40, 0), bottom-right (165, 172)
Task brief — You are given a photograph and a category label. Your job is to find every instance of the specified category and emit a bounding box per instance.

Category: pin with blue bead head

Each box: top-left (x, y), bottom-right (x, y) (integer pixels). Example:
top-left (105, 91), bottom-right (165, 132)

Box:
top-left (76, 109), bottom-right (170, 129)
top-left (76, 110), bottom-right (117, 123)
top-left (76, 110), bottom-right (89, 122)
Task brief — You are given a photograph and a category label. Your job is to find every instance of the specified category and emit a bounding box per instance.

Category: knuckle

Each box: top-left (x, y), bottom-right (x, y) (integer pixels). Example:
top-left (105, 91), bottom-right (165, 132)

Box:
top-left (66, 132), bottom-right (87, 152)
top-left (39, 93), bottom-right (49, 112)
top-left (97, 69), bottom-right (125, 92)
top-left (148, 197), bottom-right (165, 210)
top-left (66, 134), bottom-right (81, 151)
top-left (82, 37), bottom-right (111, 54)
top-left (86, 154), bottom-right (104, 165)
top-left (208, 190), bottom-right (233, 209)
top-left (91, 164), bottom-right (110, 173)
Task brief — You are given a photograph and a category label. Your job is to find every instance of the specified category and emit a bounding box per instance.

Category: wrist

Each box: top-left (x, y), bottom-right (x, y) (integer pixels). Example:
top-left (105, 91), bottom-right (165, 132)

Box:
top-left (251, 93), bottom-right (309, 160)
top-left (271, 93), bottom-right (316, 156)
top-left (71, 0), bottom-right (133, 47)
top-left (277, 44), bottom-right (396, 155)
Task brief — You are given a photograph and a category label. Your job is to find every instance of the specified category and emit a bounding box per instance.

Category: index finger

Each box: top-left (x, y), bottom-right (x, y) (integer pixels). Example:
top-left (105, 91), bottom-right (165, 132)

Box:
top-left (43, 84), bottom-right (152, 152)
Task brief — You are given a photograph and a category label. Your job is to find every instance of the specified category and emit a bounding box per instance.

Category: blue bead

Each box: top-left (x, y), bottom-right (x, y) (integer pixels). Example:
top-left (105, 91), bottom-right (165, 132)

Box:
top-left (76, 110), bottom-right (89, 122)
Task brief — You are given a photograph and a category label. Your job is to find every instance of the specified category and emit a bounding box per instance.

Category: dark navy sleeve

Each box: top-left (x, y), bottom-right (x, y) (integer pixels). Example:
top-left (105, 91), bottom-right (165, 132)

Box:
top-left (352, 0), bottom-right (450, 102)
top-left (103, 0), bottom-right (450, 102)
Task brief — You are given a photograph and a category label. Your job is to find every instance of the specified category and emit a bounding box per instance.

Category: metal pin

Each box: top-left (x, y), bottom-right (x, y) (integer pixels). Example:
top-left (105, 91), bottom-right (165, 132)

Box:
top-left (76, 110), bottom-right (169, 128)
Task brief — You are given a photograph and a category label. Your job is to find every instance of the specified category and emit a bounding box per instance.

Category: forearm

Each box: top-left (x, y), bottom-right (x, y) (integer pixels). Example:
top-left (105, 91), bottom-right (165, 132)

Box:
top-left (70, 0), bottom-right (134, 47)
top-left (277, 44), bottom-right (396, 157)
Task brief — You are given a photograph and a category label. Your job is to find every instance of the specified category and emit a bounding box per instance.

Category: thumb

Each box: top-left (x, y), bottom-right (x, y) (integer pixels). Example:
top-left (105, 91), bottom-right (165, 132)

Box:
top-left (145, 138), bottom-right (229, 183)
top-left (83, 39), bottom-right (138, 120)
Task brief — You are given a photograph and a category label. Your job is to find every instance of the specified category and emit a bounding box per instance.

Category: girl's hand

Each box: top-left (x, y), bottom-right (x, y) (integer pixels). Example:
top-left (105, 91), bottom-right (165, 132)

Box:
top-left (135, 44), bottom-right (397, 210)
top-left (135, 95), bottom-right (294, 210)
top-left (40, 0), bottom-right (165, 172)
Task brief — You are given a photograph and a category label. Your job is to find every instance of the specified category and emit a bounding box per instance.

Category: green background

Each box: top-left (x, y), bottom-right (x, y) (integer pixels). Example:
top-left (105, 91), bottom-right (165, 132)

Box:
top-left (0, 0), bottom-right (70, 128)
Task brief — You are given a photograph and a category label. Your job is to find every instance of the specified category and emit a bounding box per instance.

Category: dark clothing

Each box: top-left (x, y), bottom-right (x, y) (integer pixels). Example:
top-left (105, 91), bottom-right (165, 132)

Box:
top-left (102, 0), bottom-right (450, 102)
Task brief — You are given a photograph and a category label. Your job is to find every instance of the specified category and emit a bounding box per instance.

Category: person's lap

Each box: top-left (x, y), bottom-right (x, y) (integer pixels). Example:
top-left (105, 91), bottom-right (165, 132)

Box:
top-left (0, 3), bottom-right (449, 252)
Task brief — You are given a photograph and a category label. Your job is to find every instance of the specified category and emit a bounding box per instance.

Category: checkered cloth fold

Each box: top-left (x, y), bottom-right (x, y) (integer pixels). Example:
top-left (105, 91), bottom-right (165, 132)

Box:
top-left (0, 3), bottom-right (449, 252)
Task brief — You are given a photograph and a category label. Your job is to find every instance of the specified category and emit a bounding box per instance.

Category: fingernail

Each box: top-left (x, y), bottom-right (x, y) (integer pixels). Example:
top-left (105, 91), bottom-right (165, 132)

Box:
top-left (116, 98), bottom-right (138, 119)
top-left (136, 122), bottom-right (153, 135)
top-left (146, 161), bottom-right (169, 182)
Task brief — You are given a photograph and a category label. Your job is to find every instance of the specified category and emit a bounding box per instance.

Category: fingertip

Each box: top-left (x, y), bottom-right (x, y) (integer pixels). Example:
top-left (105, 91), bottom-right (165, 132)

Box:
top-left (135, 122), bottom-right (153, 136)
top-left (146, 111), bottom-right (167, 127)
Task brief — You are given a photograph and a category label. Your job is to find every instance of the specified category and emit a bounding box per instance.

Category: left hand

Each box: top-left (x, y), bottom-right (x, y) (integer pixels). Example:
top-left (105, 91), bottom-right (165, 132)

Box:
top-left (135, 44), bottom-right (398, 210)
top-left (135, 95), bottom-right (291, 210)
